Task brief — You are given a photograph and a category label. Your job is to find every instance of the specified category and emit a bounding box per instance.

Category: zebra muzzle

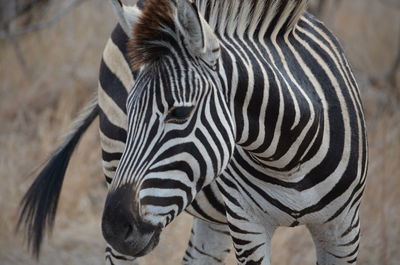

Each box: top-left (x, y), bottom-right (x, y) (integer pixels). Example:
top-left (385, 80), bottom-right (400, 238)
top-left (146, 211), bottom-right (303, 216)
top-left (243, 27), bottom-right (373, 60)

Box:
top-left (101, 185), bottom-right (161, 257)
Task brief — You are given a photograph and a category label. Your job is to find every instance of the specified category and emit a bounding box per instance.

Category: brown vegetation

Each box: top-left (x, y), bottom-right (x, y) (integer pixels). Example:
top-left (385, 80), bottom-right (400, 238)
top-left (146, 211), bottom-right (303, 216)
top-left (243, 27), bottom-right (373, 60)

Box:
top-left (0, 0), bottom-right (399, 264)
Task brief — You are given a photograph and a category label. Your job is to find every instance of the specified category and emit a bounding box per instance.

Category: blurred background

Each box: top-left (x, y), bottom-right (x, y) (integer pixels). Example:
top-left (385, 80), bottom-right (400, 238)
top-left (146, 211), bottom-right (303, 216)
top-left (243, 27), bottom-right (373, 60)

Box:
top-left (0, 0), bottom-right (399, 264)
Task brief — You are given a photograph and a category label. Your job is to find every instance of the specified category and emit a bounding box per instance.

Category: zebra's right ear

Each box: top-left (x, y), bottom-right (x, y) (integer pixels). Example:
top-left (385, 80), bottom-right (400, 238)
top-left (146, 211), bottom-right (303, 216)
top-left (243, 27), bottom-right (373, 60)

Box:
top-left (110, 0), bottom-right (141, 38)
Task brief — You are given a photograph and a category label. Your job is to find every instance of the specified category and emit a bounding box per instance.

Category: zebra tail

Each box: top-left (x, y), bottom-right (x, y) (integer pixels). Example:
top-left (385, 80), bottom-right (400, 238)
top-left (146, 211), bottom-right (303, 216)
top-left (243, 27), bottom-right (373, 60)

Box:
top-left (17, 96), bottom-right (99, 259)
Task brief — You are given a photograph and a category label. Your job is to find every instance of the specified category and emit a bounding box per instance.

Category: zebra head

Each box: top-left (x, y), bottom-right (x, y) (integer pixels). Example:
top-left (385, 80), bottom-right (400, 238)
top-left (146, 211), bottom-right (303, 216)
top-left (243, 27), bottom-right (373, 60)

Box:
top-left (102, 0), bottom-right (235, 257)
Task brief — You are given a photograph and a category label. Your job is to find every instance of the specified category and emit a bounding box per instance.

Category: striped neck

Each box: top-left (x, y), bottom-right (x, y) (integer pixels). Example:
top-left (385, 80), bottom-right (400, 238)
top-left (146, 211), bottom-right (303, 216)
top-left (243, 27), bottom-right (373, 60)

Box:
top-left (215, 15), bottom-right (322, 177)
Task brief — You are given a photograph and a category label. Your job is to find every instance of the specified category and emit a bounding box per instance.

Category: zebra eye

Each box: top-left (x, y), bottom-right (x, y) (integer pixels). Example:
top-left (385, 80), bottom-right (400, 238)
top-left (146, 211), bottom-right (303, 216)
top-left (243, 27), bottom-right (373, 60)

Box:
top-left (166, 106), bottom-right (194, 124)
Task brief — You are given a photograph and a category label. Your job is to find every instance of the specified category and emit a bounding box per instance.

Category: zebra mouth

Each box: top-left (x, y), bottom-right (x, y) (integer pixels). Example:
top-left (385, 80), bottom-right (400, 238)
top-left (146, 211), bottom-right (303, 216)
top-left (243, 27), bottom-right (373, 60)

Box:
top-left (104, 225), bottom-right (161, 257)
top-left (130, 229), bottom-right (161, 257)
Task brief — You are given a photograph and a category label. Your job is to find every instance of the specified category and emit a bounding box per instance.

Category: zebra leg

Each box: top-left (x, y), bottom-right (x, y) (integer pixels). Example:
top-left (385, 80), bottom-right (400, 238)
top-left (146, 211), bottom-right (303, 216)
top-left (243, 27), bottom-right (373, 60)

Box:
top-left (228, 216), bottom-right (274, 265)
top-left (182, 218), bottom-right (232, 265)
top-left (307, 209), bottom-right (361, 265)
top-left (217, 177), bottom-right (276, 265)
top-left (105, 244), bottom-right (139, 265)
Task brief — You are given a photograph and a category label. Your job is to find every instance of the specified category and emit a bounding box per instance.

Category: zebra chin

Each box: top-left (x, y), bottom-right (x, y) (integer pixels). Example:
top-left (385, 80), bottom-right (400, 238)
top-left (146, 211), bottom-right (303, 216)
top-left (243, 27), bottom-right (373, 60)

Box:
top-left (101, 185), bottom-right (162, 257)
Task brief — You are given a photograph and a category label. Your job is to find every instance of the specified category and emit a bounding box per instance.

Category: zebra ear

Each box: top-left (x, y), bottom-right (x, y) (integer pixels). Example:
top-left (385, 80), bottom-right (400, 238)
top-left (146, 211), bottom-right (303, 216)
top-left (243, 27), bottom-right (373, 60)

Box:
top-left (110, 0), bottom-right (141, 38)
top-left (175, 0), bottom-right (220, 69)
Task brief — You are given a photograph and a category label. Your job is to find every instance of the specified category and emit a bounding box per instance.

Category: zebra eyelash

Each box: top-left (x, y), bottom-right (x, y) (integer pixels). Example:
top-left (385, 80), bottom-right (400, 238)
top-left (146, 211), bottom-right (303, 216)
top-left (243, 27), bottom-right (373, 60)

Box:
top-left (165, 106), bottom-right (194, 124)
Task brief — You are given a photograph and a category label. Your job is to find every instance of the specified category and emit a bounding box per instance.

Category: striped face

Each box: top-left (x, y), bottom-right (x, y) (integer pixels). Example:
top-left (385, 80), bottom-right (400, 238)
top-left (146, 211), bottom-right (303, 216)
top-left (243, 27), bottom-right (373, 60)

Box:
top-left (101, 0), bottom-right (235, 257)
top-left (113, 54), bottom-right (235, 227)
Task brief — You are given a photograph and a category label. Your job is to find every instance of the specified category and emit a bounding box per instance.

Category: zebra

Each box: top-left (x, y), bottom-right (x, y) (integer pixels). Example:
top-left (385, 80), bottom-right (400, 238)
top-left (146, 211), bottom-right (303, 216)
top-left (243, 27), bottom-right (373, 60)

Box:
top-left (18, 0), bottom-right (368, 264)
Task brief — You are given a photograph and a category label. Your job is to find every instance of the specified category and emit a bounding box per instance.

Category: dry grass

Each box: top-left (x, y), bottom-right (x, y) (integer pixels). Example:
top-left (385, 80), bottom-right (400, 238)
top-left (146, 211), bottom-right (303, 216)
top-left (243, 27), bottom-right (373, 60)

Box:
top-left (0, 0), bottom-right (399, 264)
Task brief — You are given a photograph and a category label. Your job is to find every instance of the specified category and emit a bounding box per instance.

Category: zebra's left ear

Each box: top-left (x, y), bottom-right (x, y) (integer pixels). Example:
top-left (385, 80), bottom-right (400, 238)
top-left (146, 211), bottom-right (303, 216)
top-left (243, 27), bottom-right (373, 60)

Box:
top-left (110, 0), bottom-right (141, 38)
top-left (175, 0), bottom-right (220, 69)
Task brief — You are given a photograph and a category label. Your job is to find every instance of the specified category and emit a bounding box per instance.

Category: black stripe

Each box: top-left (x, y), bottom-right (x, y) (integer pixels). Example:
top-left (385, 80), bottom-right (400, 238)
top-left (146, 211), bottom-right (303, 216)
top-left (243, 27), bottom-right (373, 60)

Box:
top-left (99, 59), bottom-right (128, 113)
top-left (110, 24), bottom-right (130, 64)
top-left (102, 150), bottom-right (122, 162)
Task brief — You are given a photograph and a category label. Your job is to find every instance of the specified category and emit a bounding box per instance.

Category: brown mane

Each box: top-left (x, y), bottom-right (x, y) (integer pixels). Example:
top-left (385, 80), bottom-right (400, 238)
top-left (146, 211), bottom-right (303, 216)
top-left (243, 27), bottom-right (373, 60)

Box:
top-left (128, 0), bottom-right (175, 70)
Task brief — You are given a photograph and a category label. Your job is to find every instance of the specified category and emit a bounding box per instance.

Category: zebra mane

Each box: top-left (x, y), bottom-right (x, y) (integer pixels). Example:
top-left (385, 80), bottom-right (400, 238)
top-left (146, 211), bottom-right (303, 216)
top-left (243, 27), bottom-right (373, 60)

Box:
top-left (129, 0), bottom-right (308, 69)
top-left (195, 0), bottom-right (309, 36)
top-left (129, 0), bottom-right (174, 70)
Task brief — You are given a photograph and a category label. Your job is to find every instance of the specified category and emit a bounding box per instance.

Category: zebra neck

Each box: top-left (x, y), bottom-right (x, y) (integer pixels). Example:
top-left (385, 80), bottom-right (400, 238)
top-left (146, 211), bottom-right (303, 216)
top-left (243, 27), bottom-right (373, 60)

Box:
top-left (196, 0), bottom-right (308, 38)
top-left (217, 27), bottom-right (322, 178)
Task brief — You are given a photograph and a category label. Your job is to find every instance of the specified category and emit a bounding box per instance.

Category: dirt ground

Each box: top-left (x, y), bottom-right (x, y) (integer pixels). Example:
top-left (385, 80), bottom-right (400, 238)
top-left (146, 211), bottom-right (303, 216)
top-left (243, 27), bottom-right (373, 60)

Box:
top-left (0, 0), bottom-right (399, 264)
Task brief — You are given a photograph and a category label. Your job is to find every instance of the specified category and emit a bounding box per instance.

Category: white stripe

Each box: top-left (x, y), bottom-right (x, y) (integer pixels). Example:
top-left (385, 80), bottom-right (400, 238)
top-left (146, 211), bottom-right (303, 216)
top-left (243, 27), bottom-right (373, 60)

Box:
top-left (100, 131), bottom-right (126, 154)
top-left (103, 38), bottom-right (134, 91)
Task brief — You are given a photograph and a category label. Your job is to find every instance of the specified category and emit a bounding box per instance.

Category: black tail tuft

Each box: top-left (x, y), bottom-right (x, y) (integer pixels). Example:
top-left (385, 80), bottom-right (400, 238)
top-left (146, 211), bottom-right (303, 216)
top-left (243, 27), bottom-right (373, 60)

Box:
top-left (17, 104), bottom-right (98, 258)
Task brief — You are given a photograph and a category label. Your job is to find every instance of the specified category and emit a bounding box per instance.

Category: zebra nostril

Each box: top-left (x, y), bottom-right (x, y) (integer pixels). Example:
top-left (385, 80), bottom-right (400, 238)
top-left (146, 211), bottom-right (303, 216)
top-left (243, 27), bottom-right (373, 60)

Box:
top-left (124, 222), bottom-right (134, 242)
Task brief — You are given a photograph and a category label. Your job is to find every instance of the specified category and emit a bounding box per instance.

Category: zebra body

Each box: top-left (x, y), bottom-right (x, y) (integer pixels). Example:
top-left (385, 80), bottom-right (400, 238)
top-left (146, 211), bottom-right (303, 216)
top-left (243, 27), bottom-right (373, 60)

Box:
top-left (102, 0), bottom-right (367, 263)
top-left (18, 0), bottom-right (367, 264)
